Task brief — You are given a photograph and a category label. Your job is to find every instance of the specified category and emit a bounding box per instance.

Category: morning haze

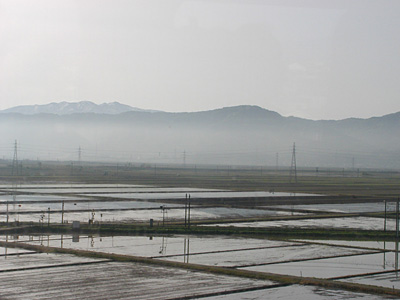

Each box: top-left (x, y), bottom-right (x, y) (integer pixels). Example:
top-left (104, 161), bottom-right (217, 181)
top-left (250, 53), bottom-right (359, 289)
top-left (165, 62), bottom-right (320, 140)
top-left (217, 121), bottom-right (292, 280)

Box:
top-left (0, 101), bottom-right (399, 169)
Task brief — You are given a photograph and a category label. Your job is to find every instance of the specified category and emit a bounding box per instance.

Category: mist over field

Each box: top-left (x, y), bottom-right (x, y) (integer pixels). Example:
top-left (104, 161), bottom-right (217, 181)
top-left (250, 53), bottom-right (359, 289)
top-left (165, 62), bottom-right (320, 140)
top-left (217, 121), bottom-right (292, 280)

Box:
top-left (1, 103), bottom-right (399, 169)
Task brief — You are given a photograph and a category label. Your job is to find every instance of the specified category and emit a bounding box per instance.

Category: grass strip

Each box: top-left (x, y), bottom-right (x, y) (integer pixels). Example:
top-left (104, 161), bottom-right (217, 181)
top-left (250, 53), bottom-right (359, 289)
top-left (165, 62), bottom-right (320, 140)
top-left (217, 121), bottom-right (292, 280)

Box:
top-left (0, 223), bottom-right (398, 241)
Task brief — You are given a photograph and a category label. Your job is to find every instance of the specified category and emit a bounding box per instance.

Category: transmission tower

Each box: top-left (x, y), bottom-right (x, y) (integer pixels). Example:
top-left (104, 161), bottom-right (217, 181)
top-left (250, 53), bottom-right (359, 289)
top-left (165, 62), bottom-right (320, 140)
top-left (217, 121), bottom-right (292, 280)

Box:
top-left (289, 142), bottom-right (297, 183)
top-left (78, 146), bottom-right (82, 164)
top-left (12, 140), bottom-right (19, 176)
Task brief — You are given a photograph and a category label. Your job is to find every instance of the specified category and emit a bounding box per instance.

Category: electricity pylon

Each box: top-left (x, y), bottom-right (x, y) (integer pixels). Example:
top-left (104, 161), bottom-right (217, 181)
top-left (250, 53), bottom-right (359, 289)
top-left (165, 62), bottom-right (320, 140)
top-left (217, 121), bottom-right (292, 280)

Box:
top-left (289, 142), bottom-right (297, 183)
top-left (12, 140), bottom-right (19, 176)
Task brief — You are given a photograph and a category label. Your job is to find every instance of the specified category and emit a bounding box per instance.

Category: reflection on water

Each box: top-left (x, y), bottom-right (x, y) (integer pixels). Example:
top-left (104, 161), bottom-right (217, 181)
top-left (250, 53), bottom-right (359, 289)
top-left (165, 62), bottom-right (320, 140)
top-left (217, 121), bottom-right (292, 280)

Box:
top-left (159, 236), bottom-right (167, 255)
top-left (3, 233), bottom-right (400, 277)
top-left (1, 232), bottom-right (400, 294)
top-left (2, 233), bottom-right (199, 264)
top-left (72, 234), bottom-right (79, 243)
top-left (183, 238), bottom-right (190, 263)
top-left (396, 239), bottom-right (399, 279)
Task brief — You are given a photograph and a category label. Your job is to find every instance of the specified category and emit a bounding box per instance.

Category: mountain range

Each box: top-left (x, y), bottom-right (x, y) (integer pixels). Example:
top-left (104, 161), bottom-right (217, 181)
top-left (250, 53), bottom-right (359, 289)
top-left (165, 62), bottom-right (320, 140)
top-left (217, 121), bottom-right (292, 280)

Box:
top-left (0, 101), bottom-right (157, 115)
top-left (0, 101), bottom-right (399, 169)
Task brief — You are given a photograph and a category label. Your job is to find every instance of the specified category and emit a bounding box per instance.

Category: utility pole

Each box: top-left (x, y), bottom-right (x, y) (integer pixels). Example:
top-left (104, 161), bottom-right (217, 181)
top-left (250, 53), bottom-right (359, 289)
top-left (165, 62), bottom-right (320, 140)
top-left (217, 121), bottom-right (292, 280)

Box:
top-left (188, 194), bottom-right (191, 229)
top-left (48, 207), bottom-right (51, 227)
top-left (183, 150), bottom-right (186, 167)
top-left (397, 198), bottom-right (400, 239)
top-left (384, 200), bottom-right (387, 232)
top-left (6, 201), bottom-right (9, 225)
top-left (13, 194), bottom-right (16, 223)
top-left (275, 153), bottom-right (279, 172)
top-left (184, 238), bottom-right (186, 262)
top-left (12, 173), bottom-right (18, 223)
top-left (61, 201), bottom-right (65, 224)
top-left (184, 194), bottom-right (188, 228)
top-left (289, 143), bottom-right (297, 183)
top-left (396, 238), bottom-right (399, 278)
top-left (12, 140), bottom-right (19, 176)
top-left (160, 206), bottom-right (167, 226)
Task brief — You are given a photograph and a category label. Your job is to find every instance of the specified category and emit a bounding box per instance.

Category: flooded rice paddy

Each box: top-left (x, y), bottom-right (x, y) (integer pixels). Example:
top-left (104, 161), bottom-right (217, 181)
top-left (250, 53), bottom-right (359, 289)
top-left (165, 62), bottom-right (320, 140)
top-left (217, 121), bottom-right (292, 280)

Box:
top-left (203, 284), bottom-right (391, 300)
top-left (210, 217), bottom-right (392, 231)
top-left (271, 202), bottom-right (394, 213)
top-left (0, 256), bottom-right (276, 300)
top-left (0, 184), bottom-right (308, 223)
top-left (0, 233), bottom-right (398, 299)
top-left (0, 183), bottom-right (398, 299)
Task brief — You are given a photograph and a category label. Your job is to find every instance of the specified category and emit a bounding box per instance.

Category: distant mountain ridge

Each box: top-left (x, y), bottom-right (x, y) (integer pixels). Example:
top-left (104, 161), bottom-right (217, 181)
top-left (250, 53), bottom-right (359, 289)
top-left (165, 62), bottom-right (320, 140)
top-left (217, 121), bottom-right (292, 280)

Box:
top-left (0, 101), bottom-right (158, 115)
top-left (1, 101), bottom-right (398, 122)
top-left (1, 102), bottom-right (400, 168)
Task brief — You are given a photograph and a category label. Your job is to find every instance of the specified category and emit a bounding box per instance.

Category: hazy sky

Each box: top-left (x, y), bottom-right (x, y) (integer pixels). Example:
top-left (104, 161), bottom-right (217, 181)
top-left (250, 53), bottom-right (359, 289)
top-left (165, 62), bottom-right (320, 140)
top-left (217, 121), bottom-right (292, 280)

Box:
top-left (1, 0), bottom-right (399, 120)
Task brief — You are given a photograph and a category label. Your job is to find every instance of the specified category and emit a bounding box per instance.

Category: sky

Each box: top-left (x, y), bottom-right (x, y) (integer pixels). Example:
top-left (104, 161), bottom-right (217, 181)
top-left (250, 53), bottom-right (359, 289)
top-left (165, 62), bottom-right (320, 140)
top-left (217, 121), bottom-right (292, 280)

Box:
top-left (0, 0), bottom-right (399, 120)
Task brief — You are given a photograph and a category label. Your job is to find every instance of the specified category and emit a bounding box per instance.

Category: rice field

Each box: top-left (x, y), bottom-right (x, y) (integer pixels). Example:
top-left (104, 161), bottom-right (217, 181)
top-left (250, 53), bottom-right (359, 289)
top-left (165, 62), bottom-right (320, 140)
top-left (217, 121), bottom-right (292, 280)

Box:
top-left (0, 182), bottom-right (398, 299)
